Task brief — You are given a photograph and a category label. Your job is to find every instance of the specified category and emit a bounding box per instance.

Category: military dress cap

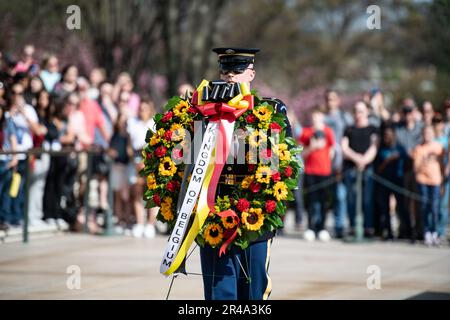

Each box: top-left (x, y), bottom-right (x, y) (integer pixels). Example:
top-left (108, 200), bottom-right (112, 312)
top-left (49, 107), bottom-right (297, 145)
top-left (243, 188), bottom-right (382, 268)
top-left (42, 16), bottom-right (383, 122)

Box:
top-left (212, 47), bottom-right (260, 73)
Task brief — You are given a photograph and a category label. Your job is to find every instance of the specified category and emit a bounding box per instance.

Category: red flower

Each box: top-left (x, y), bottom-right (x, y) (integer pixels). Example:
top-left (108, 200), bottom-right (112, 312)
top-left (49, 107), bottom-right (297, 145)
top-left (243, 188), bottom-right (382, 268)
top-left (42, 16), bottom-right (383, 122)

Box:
top-left (154, 145), bottom-right (168, 157)
top-left (265, 200), bottom-right (276, 213)
top-left (162, 111), bottom-right (173, 123)
top-left (284, 166), bottom-right (293, 178)
top-left (249, 181), bottom-right (261, 193)
top-left (172, 148), bottom-right (183, 160)
top-left (146, 152), bottom-right (153, 160)
top-left (164, 130), bottom-right (172, 141)
top-left (272, 170), bottom-right (281, 182)
top-left (236, 198), bottom-right (250, 212)
top-left (245, 114), bottom-right (256, 124)
top-left (269, 122), bottom-right (282, 132)
top-left (188, 106), bottom-right (198, 114)
top-left (259, 148), bottom-right (272, 160)
top-left (167, 180), bottom-right (180, 192)
top-left (152, 194), bottom-right (161, 206)
top-left (247, 164), bottom-right (256, 172)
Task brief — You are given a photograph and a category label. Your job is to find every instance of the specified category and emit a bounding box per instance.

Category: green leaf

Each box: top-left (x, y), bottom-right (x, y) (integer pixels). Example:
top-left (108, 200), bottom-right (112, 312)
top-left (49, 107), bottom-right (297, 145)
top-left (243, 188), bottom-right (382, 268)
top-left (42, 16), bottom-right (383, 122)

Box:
top-left (276, 201), bottom-right (286, 215)
top-left (285, 137), bottom-right (297, 146)
top-left (285, 178), bottom-right (298, 189)
top-left (164, 96), bottom-right (182, 111)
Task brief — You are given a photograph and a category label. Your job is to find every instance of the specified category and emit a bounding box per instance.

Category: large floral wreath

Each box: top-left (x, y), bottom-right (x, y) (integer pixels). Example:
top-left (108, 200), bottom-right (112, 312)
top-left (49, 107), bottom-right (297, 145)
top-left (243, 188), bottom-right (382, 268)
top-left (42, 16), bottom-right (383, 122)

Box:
top-left (141, 82), bottom-right (301, 253)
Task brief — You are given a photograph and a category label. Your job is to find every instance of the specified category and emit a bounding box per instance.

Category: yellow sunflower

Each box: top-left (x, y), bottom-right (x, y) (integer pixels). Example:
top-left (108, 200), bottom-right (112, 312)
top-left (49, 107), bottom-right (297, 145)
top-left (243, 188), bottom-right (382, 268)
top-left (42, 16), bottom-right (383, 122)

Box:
top-left (255, 166), bottom-right (272, 184)
top-left (159, 157), bottom-right (177, 176)
top-left (204, 223), bottom-right (223, 246)
top-left (173, 100), bottom-right (190, 117)
top-left (149, 134), bottom-right (160, 146)
top-left (273, 181), bottom-right (288, 201)
top-left (146, 173), bottom-right (157, 190)
top-left (241, 175), bottom-right (254, 189)
top-left (253, 106), bottom-right (272, 122)
top-left (160, 197), bottom-right (174, 221)
top-left (274, 143), bottom-right (291, 161)
top-left (248, 130), bottom-right (268, 148)
top-left (242, 208), bottom-right (264, 231)
top-left (221, 215), bottom-right (238, 229)
top-left (170, 123), bottom-right (186, 141)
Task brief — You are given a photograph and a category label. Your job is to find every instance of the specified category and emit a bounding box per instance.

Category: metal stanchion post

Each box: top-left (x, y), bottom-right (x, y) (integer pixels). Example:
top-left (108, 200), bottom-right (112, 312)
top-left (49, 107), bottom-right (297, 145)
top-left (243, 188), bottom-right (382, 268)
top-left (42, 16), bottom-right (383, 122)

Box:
top-left (102, 159), bottom-right (115, 236)
top-left (355, 170), bottom-right (364, 242)
top-left (83, 151), bottom-right (92, 234)
top-left (22, 154), bottom-right (31, 243)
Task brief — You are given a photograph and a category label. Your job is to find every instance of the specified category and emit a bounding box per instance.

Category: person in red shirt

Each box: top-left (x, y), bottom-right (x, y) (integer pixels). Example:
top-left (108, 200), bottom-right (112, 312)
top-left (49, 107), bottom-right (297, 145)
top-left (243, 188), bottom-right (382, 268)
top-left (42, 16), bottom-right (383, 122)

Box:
top-left (299, 107), bottom-right (335, 241)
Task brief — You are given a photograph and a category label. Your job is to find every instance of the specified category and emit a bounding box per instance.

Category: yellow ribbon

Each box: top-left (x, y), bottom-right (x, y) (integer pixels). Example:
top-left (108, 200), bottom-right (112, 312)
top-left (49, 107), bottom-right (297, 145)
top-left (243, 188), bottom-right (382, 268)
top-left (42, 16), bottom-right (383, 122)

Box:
top-left (163, 150), bottom-right (216, 276)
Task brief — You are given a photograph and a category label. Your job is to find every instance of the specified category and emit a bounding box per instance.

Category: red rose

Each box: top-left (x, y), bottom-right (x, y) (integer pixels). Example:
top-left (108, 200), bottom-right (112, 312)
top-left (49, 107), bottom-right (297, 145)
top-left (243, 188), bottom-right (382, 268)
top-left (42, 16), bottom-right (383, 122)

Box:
top-left (236, 198), bottom-right (250, 212)
top-left (167, 180), bottom-right (180, 192)
top-left (162, 111), bottom-right (173, 123)
top-left (164, 130), bottom-right (172, 141)
top-left (265, 200), bottom-right (276, 213)
top-left (259, 148), bottom-right (272, 160)
top-left (249, 181), bottom-right (261, 193)
top-left (172, 148), bottom-right (183, 160)
top-left (154, 145), bottom-right (167, 157)
top-left (272, 171), bottom-right (281, 182)
top-left (284, 166), bottom-right (293, 178)
top-left (152, 194), bottom-right (161, 206)
top-left (245, 114), bottom-right (256, 124)
top-left (269, 122), bottom-right (282, 132)
top-left (146, 152), bottom-right (153, 160)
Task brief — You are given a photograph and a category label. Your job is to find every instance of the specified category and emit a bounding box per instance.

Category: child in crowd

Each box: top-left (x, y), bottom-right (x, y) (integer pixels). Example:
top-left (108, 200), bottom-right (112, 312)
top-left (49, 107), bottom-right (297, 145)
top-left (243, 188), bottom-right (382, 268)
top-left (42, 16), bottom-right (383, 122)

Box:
top-left (412, 125), bottom-right (444, 246)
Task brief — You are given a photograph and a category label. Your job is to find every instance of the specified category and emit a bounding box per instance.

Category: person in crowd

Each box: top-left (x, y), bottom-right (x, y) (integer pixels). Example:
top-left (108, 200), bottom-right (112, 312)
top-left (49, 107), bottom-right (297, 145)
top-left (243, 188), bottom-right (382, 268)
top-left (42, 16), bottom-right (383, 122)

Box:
top-left (368, 88), bottom-right (390, 128)
top-left (0, 104), bottom-right (18, 231)
top-left (113, 72), bottom-right (140, 118)
top-left (299, 107), bottom-right (335, 242)
top-left (108, 112), bottom-right (133, 233)
top-left (24, 76), bottom-right (44, 106)
top-left (4, 82), bottom-right (44, 227)
top-left (395, 105), bottom-right (423, 240)
top-left (27, 89), bottom-right (55, 227)
top-left (42, 95), bottom-right (77, 230)
top-left (422, 101), bottom-right (434, 126)
top-left (76, 77), bottom-right (110, 234)
top-left (14, 45), bottom-right (38, 74)
top-left (127, 97), bottom-right (157, 238)
top-left (52, 64), bottom-right (78, 102)
top-left (324, 89), bottom-right (353, 238)
top-left (88, 68), bottom-right (106, 101)
top-left (412, 125), bottom-right (444, 246)
top-left (374, 125), bottom-right (408, 240)
top-left (342, 101), bottom-right (378, 238)
top-left (432, 114), bottom-right (449, 243)
top-left (39, 55), bottom-right (60, 93)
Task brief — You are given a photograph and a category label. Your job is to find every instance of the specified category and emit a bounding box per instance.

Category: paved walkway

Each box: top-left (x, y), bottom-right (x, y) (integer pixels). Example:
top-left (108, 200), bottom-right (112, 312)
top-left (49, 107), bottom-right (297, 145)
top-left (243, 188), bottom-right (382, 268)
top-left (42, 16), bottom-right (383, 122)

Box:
top-left (0, 233), bottom-right (449, 300)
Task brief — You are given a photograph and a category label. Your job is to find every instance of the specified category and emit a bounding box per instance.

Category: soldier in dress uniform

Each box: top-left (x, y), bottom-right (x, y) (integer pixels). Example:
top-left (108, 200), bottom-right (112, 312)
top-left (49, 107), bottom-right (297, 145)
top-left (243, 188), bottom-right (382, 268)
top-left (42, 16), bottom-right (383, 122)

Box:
top-left (198, 47), bottom-right (292, 300)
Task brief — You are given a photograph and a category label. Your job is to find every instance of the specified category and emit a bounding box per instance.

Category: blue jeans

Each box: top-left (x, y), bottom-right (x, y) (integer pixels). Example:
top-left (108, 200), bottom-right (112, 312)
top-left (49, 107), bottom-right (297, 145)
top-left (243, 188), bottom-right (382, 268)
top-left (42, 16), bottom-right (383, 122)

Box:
top-left (438, 179), bottom-right (449, 237)
top-left (2, 160), bottom-right (27, 225)
top-left (304, 174), bottom-right (329, 232)
top-left (343, 166), bottom-right (374, 230)
top-left (200, 240), bottom-right (272, 300)
top-left (333, 179), bottom-right (347, 236)
top-left (418, 184), bottom-right (440, 234)
top-left (0, 161), bottom-right (12, 224)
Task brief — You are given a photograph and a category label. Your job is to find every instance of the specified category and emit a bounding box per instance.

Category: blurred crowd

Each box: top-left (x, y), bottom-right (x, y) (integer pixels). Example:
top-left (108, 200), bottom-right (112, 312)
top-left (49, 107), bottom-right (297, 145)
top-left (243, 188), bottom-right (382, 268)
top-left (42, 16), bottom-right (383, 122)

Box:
top-left (293, 89), bottom-right (450, 247)
top-left (0, 44), bottom-right (167, 238)
top-left (1, 44), bottom-right (449, 247)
